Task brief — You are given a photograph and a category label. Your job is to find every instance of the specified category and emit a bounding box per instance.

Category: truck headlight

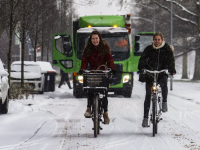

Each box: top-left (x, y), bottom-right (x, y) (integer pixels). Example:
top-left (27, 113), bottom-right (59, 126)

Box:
top-left (123, 75), bottom-right (130, 83)
top-left (78, 75), bottom-right (83, 83)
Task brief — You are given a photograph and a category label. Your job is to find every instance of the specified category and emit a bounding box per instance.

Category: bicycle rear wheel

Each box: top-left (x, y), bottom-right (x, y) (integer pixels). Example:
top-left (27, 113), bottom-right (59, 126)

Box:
top-left (93, 95), bottom-right (99, 137)
top-left (152, 94), bottom-right (157, 137)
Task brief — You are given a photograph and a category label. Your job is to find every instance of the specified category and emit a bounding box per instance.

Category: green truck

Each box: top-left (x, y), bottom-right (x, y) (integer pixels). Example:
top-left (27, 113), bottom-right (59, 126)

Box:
top-left (53, 15), bottom-right (154, 98)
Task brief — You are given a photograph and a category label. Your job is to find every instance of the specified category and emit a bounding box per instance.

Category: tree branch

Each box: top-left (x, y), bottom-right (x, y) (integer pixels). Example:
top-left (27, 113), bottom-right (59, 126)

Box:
top-left (154, 1), bottom-right (198, 26)
top-left (166, 0), bottom-right (197, 16)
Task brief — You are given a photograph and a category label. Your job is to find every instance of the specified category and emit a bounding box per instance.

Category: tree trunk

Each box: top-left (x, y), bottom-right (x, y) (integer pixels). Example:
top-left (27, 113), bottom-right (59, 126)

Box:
top-left (192, 50), bottom-right (200, 80)
top-left (8, 0), bottom-right (14, 86)
top-left (193, 1), bottom-right (200, 80)
top-left (41, 29), bottom-right (44, 61)
top-left (34, 11), bottom-right (38, 62)
top-left (181, 53), bottom-right (188, 79)
top-left (21, 1), bottom-right (25, 87)
top-left (21, 28), bottom-right (25, 87)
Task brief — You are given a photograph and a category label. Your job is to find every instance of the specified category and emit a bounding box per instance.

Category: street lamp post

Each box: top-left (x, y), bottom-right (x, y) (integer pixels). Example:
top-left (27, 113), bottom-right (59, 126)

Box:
top-left (126, 3), bottom-right (156, 32)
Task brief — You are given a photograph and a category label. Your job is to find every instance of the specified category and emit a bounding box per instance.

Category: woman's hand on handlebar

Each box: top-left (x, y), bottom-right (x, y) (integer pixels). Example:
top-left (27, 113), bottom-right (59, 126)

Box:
top-left (111, 69), bottom-right (117, 75)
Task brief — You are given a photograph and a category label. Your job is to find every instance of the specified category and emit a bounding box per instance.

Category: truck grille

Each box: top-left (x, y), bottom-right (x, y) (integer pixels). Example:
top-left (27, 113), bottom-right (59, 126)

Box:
top-left (109, 64), bottom-right (122, 85)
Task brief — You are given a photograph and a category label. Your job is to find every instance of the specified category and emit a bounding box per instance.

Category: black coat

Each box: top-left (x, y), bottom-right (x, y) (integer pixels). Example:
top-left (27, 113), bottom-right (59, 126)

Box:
top-left (138, 42), bottom-right (176, 82)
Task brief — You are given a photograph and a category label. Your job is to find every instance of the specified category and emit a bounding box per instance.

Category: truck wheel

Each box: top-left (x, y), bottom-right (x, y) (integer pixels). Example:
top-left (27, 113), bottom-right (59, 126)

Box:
top-left (1, 96), bottom-right (9, 114)
top-left (123, 89), bottom-right (132, 98)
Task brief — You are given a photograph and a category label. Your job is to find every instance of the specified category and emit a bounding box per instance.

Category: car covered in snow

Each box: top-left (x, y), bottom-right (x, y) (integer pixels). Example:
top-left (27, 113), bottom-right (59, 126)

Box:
top-left (10, 61), bottom-right (45, 94)
top-left (0, 59), bottom-right (9, 114)
top-left (10, 61), bottom-right (56, 94)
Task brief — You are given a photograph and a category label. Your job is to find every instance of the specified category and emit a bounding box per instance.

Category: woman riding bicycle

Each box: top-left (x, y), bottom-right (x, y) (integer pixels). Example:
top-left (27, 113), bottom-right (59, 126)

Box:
top-left (138, 32), bottom-right (176, 127)
top-left (78, 30), bottom-right (116, 124)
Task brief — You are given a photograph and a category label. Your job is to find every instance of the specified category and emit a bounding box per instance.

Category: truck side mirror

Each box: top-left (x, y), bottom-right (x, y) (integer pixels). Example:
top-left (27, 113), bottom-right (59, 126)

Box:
top-left (135, 35), bottom-right (140, 41)
top-left (134, 42), bottom-right (142, 56)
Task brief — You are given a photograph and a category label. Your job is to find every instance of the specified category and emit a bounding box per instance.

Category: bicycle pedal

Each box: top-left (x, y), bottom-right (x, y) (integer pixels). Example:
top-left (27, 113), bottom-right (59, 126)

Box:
top-left (157, 118), bottom-right (162, 123)
top-left (85, 116), bottom-right (91, 118)
top-left (102, 122), bottom-right (110, 125)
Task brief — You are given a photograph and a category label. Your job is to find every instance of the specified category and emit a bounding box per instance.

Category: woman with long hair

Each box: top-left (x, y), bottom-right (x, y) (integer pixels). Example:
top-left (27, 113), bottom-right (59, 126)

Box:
top-left (79, 30), bottom-right (116, 124)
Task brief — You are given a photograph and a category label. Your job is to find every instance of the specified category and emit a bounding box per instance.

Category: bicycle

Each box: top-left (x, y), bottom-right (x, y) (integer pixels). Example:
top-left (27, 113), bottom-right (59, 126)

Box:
top-left (144, 69), bottom-right (168, 137)
top-left (83, 69), bottom-right (111, 138)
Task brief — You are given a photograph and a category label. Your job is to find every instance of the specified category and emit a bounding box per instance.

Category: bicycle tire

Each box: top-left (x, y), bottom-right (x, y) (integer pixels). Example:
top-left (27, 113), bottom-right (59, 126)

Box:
top-left (97, 99), bottom-right (102, 134)
top-left (93, 95), bottom-right (99, 137)
top-left (152, 94), bottom-right (157, 137)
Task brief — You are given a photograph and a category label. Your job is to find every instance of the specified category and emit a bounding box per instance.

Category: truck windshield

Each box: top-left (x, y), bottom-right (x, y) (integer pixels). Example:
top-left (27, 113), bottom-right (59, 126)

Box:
top-left (11, 64), bottom-right (41, 73)
top-left (77, 33), bottom-right (130, 61)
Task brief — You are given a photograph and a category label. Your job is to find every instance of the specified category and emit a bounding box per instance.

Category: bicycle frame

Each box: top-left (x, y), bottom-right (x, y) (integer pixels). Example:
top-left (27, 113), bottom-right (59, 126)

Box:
top-left (83, 69), bottom-right (110, 137)
top-left (144, 69), bottom-right (167, 137)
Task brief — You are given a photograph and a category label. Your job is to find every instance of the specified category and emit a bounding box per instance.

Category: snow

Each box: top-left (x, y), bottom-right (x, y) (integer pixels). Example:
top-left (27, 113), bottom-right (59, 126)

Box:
top-left (1, 74), bottom-right (200, 150)
top-left (36, 61), bottom-right (57, 74)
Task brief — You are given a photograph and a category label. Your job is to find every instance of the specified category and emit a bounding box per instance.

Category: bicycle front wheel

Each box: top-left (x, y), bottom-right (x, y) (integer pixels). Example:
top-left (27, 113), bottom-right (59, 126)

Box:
top-left (93, 95), bottom-right (99, 137)
top-left (152, 94), bottom-right (157, 137)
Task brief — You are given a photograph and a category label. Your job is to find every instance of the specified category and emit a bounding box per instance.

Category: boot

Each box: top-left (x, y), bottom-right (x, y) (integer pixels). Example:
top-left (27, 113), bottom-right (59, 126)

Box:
top-left (103, 112), bottom-right (110, 124)
top-left (162, 102), bottom-right (168, 112)
top-left (142, 118), bottom-right (149, 127)
top-left (84, 107), bottom-right (91, 117)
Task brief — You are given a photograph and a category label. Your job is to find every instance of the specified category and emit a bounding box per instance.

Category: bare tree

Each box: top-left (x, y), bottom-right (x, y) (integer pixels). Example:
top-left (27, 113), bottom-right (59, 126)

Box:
top-left (0, 0), bottom-right (21, 86)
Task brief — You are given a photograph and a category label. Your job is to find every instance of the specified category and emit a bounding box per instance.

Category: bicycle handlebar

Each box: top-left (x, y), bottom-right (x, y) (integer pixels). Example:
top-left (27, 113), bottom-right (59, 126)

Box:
top-left (83, 68), bottom-right (111, 73)
top-left (144, 69), bottom-right (168, 74)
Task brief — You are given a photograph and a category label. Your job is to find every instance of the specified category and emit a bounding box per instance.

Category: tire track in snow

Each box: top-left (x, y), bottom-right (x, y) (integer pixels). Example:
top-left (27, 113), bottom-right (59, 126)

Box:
top-left (164, 94), bottom-right (200, 149)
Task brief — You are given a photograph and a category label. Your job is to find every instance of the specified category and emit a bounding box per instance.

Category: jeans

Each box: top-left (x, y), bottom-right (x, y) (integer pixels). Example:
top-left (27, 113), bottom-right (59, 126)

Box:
top-left (143, 75), bottom-right (168, 118)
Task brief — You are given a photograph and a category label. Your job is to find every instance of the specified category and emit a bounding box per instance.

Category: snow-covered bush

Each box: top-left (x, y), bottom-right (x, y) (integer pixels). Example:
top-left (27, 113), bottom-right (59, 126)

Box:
top-left (9, 83), bottom-right (34, 100)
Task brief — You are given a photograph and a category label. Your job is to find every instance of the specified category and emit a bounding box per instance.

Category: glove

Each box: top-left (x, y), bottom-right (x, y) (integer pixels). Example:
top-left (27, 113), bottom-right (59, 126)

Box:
top-left (168, 71), bottom-right (174, 76)
top-left (137, 69), bottom-right (144, 74)
top-left (78, 70), bottom-right (83, 75)
top-left (111, 70), bottom-right (117, 75)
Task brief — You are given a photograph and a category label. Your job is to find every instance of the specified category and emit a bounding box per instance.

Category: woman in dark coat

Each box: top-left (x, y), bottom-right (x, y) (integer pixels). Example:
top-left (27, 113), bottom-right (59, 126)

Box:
top-left (79, 30), bottom-right (116, 124)
top-left (138, 32), bottom-right (176, 127)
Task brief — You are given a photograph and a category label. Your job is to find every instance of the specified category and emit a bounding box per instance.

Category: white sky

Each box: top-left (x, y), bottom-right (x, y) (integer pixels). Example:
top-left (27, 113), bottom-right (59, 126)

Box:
top-left (76, 0), bottom-right (137, 16)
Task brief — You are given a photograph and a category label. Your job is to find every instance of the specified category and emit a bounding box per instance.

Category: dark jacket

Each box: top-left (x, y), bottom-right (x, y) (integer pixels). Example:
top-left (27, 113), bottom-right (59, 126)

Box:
top-left (138, 42), bottom-right (176, 82)
top-left (80, 44), bottom-right (115, 71)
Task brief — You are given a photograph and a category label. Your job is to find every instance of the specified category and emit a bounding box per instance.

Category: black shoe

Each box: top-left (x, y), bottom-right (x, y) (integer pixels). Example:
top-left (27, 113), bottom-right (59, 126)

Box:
top-left (142, 118), bottom-right (149, 127)
top-left (162, 102), bottom-right (168, 112)
top-left (58, 86), bottom-right (61, 88)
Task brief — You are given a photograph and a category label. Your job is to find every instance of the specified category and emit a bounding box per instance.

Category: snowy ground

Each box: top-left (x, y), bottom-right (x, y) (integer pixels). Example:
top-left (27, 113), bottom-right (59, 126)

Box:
top-left (1, 74), bottom-right (200, 150)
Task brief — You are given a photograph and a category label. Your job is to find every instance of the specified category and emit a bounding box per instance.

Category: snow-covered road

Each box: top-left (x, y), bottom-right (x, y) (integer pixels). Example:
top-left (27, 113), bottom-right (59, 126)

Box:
top-left (1, 75), bottom-right (200, 150)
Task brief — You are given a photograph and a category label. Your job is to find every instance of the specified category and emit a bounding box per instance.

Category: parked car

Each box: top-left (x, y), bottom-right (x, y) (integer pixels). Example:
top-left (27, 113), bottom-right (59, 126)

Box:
top-left (0, 59), bottom-right (9, 114)
top-left (10, 61), bottom-right (45, 94)
top-left (10, 61), bottom-right (57, 94)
